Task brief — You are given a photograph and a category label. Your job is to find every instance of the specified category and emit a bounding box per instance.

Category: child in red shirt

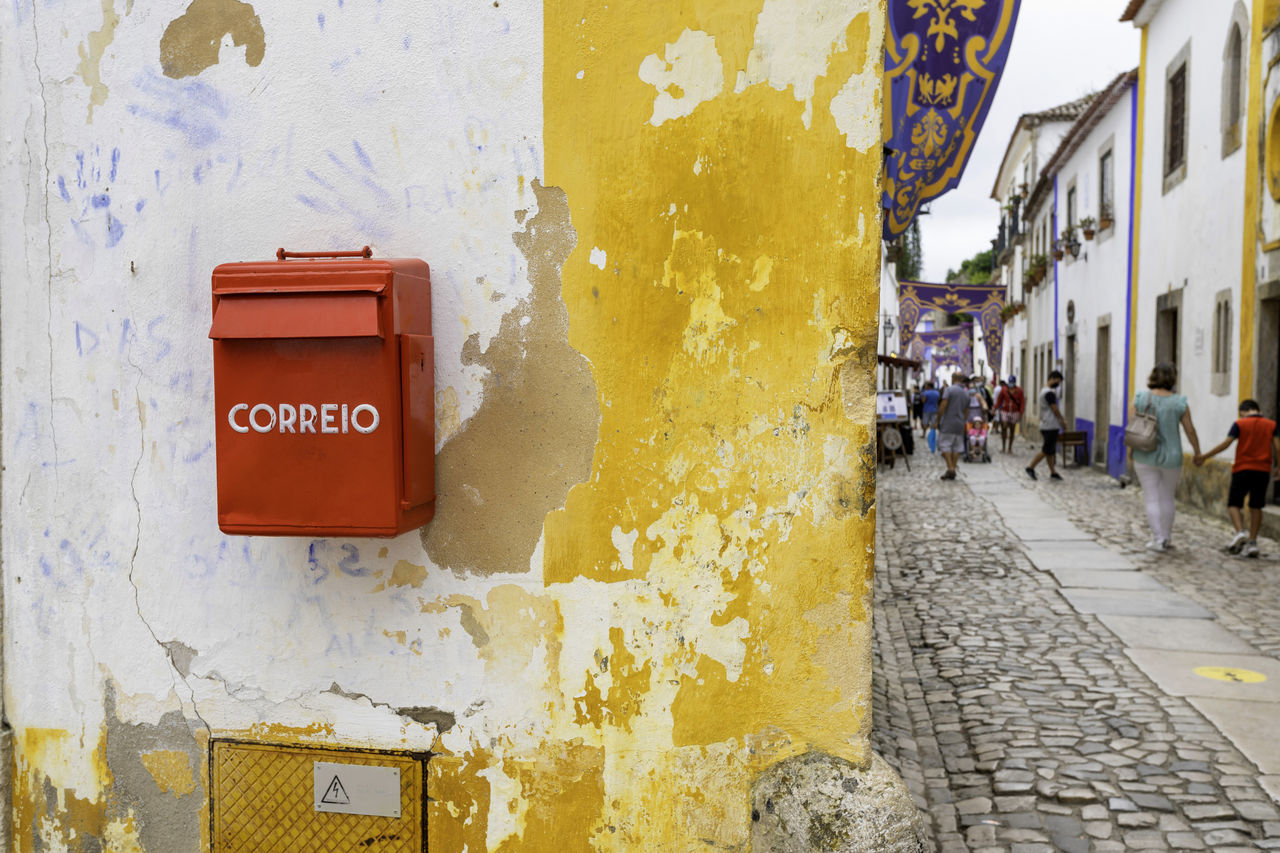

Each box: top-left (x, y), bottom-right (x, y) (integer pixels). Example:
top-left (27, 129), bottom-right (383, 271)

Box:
top-left (1196, 399), bottom-right (1280, 558)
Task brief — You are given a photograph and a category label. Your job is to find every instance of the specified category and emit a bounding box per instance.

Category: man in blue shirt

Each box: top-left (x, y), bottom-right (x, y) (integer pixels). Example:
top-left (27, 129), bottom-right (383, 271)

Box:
top-left (920, 381), bottom-right (940, 437)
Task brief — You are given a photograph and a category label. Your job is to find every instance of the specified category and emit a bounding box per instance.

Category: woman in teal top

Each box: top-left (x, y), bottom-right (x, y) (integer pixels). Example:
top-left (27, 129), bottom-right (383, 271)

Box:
top-left (1130, 362), bottom-right (1202, 551)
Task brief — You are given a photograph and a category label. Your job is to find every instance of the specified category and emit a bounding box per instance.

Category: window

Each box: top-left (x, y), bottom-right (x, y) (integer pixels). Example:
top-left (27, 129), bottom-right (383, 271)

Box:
top-left (1166, 64), bottom-right (1187, 177)
top-left (1163, 42), bottom-right (1191, 193)
top-left (1066, 185), bottom-right (1077, 230)
top-left (1227, 26), bottom-right (1243, 129)
top-left (1099, 149), bottom-right (1114, 222)
top-left (1211, 290), bottom-right (1232, 395)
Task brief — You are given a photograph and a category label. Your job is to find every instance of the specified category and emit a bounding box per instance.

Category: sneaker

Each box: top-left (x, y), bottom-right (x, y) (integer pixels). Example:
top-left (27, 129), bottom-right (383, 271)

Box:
top-left (1145, 539), bottom-right (1167, 552)
top-left (1242, 540), bottom-right (1260, 558)
top-left (1049, 472), bottom-right (1063, 481)
top-left (1227, 531), bottom-right (1249, 554)
top-left (1025, 467), bottom-right (1037, 480)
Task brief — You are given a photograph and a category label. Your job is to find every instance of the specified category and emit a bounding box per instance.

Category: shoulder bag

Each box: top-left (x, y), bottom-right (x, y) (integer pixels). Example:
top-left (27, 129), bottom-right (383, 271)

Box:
top-left (1124, 394), bottom-right (1159, 452)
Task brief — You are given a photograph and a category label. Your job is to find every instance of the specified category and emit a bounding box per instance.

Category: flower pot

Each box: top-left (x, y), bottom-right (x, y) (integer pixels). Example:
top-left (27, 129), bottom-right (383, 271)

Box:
top-left (1083, 229), bottom-right (1095, 241)
top-left (1053, 249), bottom-right (1064, 261)
top-left (1099, 217), bottom-right (1113, 230)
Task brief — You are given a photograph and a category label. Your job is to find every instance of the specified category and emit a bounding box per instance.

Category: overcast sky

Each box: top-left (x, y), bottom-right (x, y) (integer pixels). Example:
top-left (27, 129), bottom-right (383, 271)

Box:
top-left (920, 1), bottom-right (1142, 281)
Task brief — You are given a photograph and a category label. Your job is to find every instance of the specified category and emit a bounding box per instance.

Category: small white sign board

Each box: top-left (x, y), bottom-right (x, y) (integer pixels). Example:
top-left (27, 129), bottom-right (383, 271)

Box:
top-left (876, 390), bottom-right (908, 422)
top-left (313, 761), bottom-right (401, 818)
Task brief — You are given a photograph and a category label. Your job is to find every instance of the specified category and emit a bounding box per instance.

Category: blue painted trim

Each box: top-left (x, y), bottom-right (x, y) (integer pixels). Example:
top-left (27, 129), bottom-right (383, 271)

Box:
top-left (1074, 417), bottom-right (1095, 467)
top-left (1108, 425), bottom-right (1127, 479)
top-left (1053, 175), bottom-right (1060, 356)
top-left (1122, 79), bottom-right (1138, 434)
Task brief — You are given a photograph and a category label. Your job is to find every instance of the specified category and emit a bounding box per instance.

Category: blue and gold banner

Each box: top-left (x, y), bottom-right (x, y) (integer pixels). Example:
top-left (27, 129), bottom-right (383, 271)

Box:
top-left (916, 324), bottom-right (973, 377)
top-left (883, 0), bottom-right (1021, 239)
top-left (898, 280), bottom-right (1002, 376)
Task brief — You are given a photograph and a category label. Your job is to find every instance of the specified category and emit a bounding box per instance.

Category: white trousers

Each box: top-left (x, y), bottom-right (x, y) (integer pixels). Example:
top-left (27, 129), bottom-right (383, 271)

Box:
top-left (1134, 462), bottom-right (1181, 543)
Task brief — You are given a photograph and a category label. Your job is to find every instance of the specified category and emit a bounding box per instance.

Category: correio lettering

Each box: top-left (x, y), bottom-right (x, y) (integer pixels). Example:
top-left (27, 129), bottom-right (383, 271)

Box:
top-left (226, 403), bottom-right (380, 435)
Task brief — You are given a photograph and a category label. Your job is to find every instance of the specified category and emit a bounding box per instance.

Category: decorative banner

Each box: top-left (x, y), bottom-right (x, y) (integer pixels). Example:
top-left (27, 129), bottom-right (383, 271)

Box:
top-left (915, 324), bottom-right (973, 377)
top-left (883, 0), bottom-right (1022, 239)
top-left (898, 280), bottom-right (1003, 377)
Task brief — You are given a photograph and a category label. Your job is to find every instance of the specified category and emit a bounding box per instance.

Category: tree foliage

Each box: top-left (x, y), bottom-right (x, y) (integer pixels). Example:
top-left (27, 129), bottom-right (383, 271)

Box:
top-left (945, 247), bottom-right (994, 284)
top-left (895, 218), bottom-right (923, 281)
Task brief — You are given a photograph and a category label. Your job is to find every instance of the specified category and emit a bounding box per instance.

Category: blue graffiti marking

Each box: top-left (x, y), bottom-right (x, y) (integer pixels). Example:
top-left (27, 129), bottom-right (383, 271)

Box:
top-left (352, 139), bottom-right (373, 172)
top-left (60, 146), bottom-right (127, 248)
top-left (128, 69), bottom-right (229, 148)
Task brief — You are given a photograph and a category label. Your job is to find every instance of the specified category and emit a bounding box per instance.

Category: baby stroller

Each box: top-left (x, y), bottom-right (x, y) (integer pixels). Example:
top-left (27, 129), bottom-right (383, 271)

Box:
top-left (964, 417), bottom-right (991, 463)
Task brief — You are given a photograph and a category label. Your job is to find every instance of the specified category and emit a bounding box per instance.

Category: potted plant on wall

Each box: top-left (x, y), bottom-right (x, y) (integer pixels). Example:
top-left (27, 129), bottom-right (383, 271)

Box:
top-left (1080, 217), bottom-right (1096, 240)
top-left (1099, 209), bottom-right (1113, 231)
top-left (1031, 253), bottom-right (1048, 283)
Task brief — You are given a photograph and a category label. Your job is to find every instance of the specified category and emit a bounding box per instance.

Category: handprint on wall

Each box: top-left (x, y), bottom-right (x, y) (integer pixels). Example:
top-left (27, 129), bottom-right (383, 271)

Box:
top-left (57, 145), bottom-right (126, 248)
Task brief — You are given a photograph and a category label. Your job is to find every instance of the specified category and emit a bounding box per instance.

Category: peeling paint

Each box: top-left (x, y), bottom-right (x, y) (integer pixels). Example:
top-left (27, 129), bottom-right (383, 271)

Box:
top-left (422, 181), bottom-right (600, 576)
top-left (638, 29), bottom-right (725, 126)
top-left (736, 1), bottom-right (874, 129)
top-left (76, 0), bottom-right (121, 122)
top-left (140, 750), bottom-right (196, 797)
top-left (159, 0), bottom-right (266, 79)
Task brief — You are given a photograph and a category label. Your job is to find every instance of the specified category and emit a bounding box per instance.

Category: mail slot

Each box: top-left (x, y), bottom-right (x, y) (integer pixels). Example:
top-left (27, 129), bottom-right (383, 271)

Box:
top-left (210, 247), bottom-right (435, 536)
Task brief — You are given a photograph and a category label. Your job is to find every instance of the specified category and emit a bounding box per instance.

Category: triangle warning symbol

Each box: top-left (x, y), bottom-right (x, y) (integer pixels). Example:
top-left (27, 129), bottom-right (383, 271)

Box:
top-left (321, 775), bottom-right (351, 805)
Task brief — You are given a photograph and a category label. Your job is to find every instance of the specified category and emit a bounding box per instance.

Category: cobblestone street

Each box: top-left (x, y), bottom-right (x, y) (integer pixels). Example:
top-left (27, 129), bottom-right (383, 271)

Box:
top-left (872, 441), bottom-right (1280, 852)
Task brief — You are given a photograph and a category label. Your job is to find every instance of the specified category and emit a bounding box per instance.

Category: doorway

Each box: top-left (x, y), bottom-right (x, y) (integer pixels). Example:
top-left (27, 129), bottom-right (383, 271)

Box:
top-left (1096, 320), bottom-right (1111, 468)
top-left (1155, 288), bottom-right (1183, 378)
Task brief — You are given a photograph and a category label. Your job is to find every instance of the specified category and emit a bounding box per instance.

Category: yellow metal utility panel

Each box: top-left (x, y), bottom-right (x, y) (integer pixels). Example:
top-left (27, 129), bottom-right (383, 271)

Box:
top-left (211, 741), bottom-right (426, 852)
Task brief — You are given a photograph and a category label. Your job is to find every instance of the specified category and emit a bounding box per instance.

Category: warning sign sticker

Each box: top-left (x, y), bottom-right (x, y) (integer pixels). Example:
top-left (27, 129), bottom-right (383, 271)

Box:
top-left (321, 775), bottom-right (351, 805)
top-left (313, 762), bottom-right (401, 818)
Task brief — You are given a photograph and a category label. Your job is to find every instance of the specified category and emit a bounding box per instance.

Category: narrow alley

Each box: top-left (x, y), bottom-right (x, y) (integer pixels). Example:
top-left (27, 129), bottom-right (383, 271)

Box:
top-left (873, 448), bottom-right (1280, 852)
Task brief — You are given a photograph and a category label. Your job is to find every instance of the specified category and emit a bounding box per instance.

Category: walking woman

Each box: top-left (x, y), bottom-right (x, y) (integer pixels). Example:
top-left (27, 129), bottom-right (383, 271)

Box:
top-left (1130, 362), bottom-right (1202, 552)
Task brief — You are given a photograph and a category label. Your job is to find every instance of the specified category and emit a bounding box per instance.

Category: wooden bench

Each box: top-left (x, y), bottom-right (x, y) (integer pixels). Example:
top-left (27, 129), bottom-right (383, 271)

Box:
top-left (1059, 430), bottom-right (1089, 467)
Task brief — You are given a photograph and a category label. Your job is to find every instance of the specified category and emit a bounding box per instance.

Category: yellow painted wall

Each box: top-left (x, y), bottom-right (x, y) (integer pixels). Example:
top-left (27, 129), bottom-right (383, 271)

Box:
top-left (433, 0), bottom-right (886, 846)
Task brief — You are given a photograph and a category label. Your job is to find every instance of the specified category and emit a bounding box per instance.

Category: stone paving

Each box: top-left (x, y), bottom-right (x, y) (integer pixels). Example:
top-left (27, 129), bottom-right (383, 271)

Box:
top-left (872, 440), bottom-right (1280, 852)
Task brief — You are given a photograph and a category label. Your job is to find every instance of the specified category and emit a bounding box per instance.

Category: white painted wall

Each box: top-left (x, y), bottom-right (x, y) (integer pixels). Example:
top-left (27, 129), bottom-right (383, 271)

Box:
top-left (1134, 0), bottom-right (1248, 432)
top-left (994, 119), bottom-right (1074, 422)
top-left (1053, 83), bottom-right (1136, 475)
top-left (0, 0), bottom-right (543, 776)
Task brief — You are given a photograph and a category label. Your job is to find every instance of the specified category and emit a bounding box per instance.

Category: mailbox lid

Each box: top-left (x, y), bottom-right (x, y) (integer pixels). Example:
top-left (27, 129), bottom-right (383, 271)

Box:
top-left (212, 257), bottom-right (430, 337)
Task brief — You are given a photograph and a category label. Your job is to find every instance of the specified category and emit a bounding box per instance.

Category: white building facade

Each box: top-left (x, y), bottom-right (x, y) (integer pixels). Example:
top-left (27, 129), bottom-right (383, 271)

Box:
top-left (991, 99), bottom-right (1092, 428)
top-left (1126, 0), bottom-right (1252, 503)
top-left (1042, 71), bottom-right (1139, 478)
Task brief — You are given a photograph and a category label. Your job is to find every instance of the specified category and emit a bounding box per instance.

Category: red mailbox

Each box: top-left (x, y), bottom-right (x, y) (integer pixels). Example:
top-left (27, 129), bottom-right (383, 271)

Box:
top-left (210, 248), bottom-right (435, 536)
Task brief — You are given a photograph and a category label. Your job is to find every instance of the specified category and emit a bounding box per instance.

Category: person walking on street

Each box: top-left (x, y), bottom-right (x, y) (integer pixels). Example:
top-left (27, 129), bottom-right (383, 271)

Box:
top-left (1025, 370), bottom-right (1067, 481)
top-left (911, 384), bottom-right (924, 436)
top-left (1194, 399), bottom-right (1280, 558)
top-left (1130, 362), bottom-right (1202, 552)
top-left (994, 376), bottom-right (1025, 454)
top-left (921, 381), bottom-right (940, 438)
top-left (936, 375), bottom-right (970, 480)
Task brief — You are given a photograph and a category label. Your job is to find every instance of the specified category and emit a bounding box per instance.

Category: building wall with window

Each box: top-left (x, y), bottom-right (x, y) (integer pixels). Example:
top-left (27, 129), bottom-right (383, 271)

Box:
top-left (993, 116), bottom-right (1078, 425)
top-left (1131, 0), bottom-right (1249, 448)
top-left (1051, 77), bottom-right (1138, 478)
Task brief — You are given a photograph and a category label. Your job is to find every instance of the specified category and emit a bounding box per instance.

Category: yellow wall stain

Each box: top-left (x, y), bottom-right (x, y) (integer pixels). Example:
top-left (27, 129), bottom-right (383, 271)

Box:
top-left (76, 0), bottom-right (120, 122)
top-left (573, 627), bottom-right (654, 732)
top-left (389, 559), bottom-right (428, 588)
top-left (159, 0), bottom-right (265, 79)
top-left (428, 752), bottom-right (492, 851)
top-left (140, 749), bottom-right (196, 797)
top-left (435, 386), bottom-right (462, 445)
